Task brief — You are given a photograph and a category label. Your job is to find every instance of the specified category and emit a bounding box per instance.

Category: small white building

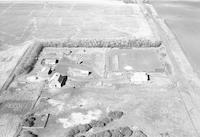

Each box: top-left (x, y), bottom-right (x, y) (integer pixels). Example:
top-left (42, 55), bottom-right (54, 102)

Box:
top-left (68, 67), bottom-right (92, 77)
top-left (42, 58), bottom-right (59, 66)
top-left (49, 72), bottom-right (68, 88)
top-left (130, 72), bottom-right (150, 84)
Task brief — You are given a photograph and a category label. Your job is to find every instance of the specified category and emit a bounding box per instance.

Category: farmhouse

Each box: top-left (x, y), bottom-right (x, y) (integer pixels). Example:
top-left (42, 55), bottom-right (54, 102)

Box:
top-left (49, 72), bottom-right (68, 88)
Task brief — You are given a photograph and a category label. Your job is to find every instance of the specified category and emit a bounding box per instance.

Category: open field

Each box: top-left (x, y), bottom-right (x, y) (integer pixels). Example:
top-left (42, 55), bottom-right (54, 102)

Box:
top-left (0, 1), bottom-right (155, 45)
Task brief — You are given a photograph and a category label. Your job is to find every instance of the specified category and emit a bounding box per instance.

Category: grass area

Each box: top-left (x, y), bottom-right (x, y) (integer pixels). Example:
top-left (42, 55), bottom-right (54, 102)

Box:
top-left (0, 44), bottom-right (29, 91)
top-left (107, 48), bottom-right (163, 72)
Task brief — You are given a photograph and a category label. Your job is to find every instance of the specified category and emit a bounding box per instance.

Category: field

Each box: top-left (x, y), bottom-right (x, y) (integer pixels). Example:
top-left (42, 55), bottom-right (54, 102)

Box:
top-left (0, 1), bottom-right (155, 45)
top-left (0, 42), bottom-right (30, 90)
top-left (152, 0), bottom-right (200, 77)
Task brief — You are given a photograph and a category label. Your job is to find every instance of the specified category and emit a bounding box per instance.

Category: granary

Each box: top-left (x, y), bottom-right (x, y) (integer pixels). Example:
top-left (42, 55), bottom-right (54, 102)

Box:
top-left (49, 72), bottom-right (68, 88)
top-left (130, 72), bottom-right (150, 84)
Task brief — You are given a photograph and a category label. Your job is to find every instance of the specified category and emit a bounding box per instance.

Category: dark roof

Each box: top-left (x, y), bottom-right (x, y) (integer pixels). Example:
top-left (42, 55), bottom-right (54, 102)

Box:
top-left (58, 75), bottom-right (68, 87)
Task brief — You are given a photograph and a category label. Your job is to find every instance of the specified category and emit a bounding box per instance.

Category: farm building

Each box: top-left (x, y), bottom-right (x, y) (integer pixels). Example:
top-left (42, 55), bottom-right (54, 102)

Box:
top-left (49, 72), bottom-right (68, 88)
